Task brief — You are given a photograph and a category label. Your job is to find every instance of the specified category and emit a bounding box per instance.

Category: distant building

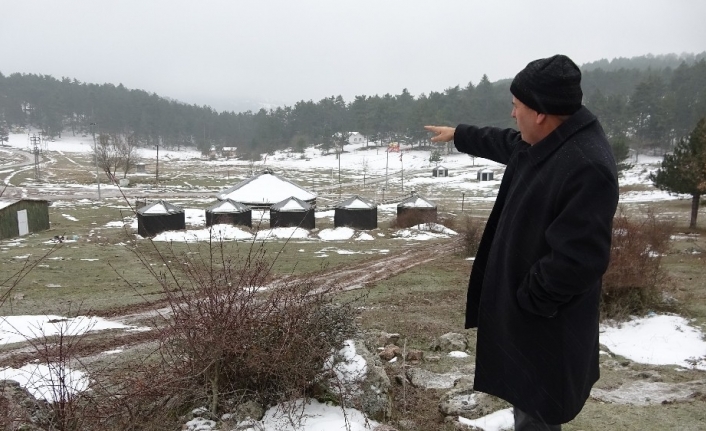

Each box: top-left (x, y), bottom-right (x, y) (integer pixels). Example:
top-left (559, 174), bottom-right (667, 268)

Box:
top-left (348, 132), bottom-right (366, 145)
top-left (396, 194), bottom-right (438, 228)
top-left (205, 199), bottom-right (252, 228)
top-left (136, 200), bottom-right (185, 237)
top-left (221, 146), bottom-right (238, 158)
top-left (136, 163), bottom-right (146, 173)
top-left (477, 169), bottom-right (494, 181)
top-left (217, 168), bottom-right (316, 209)
top-left (270, 196), bottom-right (315, 229)
top-left (432, 166), bottom-right (448, 177)
top-left (0, 199), bottom-right (50, 240)
top-left (334, 195), bottom-right (377, 230)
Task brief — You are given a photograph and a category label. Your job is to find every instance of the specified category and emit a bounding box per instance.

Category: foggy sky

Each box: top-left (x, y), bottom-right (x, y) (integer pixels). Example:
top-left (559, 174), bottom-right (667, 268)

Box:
top-left (1, 0), bottom-right (705, 112)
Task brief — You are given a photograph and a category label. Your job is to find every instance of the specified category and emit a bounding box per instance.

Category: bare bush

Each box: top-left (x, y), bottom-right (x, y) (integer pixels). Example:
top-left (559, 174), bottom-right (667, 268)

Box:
top-left (602, 209), bottom-right (673, 318)
top-left (81, 361), bottom-right (192, 431)
top-left (121, 237), bottom-right (359, 418)
top-left (440, 214), bottom-right (485, 257)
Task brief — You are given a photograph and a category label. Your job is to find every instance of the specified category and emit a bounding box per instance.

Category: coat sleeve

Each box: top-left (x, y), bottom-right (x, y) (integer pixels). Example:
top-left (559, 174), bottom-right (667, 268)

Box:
top-left (454, 124), bottom-right (522, 165)
top-left (516, 160), bottom-right (619, 318)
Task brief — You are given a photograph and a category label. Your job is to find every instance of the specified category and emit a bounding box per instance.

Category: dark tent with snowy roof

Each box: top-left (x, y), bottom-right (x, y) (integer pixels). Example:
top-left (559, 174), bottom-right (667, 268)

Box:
top-left (334, 195), bottom-right (377, 230)
top-left (216, 168), bottom-right (316, 209)
top-left (396, 194), bottom-right (438, 228)
top-left (432, 166), bottom-right (448, 177)
top-left (205, 199), bottom-right (252, 228)
top-left (136, 200), bottom-right (185, 237)
top-left (269, 196), bottom-right (315, 229)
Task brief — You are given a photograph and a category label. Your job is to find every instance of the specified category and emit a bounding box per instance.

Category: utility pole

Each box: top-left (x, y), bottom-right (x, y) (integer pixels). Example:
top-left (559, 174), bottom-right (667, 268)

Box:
top-left (156, 141), bottom-right (160, 185)
top-left (30, 134), bottom-right (41, 180)
top-left (400, 150), bottom-right (404, 191)
top-left (385, 150), bottom-right (389, 189)
top-left (90, 122), bottom-right (101, 200)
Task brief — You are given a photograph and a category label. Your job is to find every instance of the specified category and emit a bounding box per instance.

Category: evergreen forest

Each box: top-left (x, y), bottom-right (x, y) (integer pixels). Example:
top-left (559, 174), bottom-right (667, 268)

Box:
top-left (1, 52), bottom-right (705, 159)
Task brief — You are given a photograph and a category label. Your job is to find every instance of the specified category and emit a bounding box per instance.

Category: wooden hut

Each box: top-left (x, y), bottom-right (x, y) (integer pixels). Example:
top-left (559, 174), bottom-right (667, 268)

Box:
top-left (477, 169), bottom-right (494, 181)
top-left (432, 166), bottom-right (448, 177)
top-left (269, 196), bottom-right (315, 229)
top-left (396, 194), bottom-right (438, 227)
top-left (0, 199), bottom-right (50, 240)
top-left (136, 200), bottom-right (185, 237)
top-left (205, 199), bottom-right (252, 228)
top-left (334, 195), bottom-right (377, 230)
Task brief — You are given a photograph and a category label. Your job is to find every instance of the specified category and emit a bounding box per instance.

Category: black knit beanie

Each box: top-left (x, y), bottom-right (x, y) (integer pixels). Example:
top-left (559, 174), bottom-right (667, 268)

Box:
top-left (510, 54), bottom-right (583, 115)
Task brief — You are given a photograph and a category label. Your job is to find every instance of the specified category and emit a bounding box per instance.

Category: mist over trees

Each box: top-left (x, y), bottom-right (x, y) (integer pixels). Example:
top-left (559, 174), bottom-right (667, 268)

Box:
top-left (1, 53), bottom-right (705, 158)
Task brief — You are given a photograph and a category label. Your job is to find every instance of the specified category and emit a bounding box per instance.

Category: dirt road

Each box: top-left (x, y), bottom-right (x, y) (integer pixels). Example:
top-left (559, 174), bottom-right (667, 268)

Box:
top-left (0, 236), bottom-right (463, 366)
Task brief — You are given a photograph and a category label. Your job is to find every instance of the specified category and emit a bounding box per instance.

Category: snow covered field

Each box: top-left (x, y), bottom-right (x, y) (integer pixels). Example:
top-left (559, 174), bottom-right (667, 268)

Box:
top-left (1, 131), bottom-right (705, 430)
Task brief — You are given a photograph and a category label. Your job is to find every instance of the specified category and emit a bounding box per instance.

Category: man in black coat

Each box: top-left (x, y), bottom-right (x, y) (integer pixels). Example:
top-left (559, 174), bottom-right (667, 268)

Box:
top-left (425, 55), bottom-right (619, 430)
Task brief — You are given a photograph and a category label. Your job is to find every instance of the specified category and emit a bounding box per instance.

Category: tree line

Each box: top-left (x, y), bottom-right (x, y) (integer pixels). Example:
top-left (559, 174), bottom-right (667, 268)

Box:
top-left (1, 53), bottom-right (705, 159)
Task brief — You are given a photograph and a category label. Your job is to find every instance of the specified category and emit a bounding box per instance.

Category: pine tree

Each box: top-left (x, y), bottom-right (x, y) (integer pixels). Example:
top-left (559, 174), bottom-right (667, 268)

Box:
top-left (610, 135), bottom-right (633, 174)
top-left (650, 118), bottom-right (706, 228)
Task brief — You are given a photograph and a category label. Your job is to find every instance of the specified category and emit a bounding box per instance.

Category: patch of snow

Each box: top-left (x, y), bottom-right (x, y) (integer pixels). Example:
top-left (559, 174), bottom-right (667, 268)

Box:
top-left (315, 209), bottom-right (335, 219)
top-left (62, 214), bottom-right (78, 221)
top-left (0, 315), bottom-right (139, 345)
top-left (260, 399), bottom-right (379, 431)
top-left (0, 364), bottom-right (89, 402)
top-left (255, 227), bottom-right (310, 241)
top-left (413, 223), bottom-right (457, 235)
top-left (151, 225), bottom-right (253, 242)
top-left (318, 227), bottom-right (355, 241)
top-left (600, 314), bottom-right (706, 370)
top-left (459, 408), bottom-right (514, 431)
top-left (448, 351), bottom-right (470, 358)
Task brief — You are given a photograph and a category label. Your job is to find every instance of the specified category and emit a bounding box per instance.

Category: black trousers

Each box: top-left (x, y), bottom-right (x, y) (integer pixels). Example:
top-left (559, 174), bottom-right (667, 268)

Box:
top-left (514, 408), bottom-right (562, 431)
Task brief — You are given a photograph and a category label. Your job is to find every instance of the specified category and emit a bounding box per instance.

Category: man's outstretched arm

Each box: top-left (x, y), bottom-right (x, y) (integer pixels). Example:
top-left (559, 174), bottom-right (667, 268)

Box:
top-left (424, 125), bottom-right (455, 142)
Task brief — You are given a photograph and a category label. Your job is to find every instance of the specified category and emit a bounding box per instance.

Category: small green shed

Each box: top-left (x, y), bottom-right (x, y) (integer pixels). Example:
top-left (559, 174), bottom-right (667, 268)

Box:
top-left (0, 199), bottom-right (51, 240)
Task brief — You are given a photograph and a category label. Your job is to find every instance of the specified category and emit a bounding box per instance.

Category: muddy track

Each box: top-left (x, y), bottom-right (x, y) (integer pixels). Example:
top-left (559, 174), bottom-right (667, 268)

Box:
top-left (305, 237), bottom-right (463, 292)
top-left (0, 237), bottom-right (464, 366)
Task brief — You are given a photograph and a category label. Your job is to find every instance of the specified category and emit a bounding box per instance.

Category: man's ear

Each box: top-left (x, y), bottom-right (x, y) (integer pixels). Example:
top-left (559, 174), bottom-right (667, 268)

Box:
top-left (535, 113), bottom-right (547, 125)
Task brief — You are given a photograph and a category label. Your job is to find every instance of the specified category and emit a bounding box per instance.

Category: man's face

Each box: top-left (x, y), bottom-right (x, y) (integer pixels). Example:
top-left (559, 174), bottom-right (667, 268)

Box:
top-left (511, 96), bottom-right (540, 145)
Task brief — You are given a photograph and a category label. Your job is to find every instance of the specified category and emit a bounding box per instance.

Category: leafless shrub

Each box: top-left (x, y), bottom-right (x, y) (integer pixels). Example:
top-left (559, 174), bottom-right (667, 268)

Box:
top-left (7, 308), bottom-right (94, 431)
top-left (120, 236), bottom-right (359, 418)
top-left (602, 209), bottom-right (673, 319)
top-left (0, 386), bottom-right (14, 430)
top-left (80, 360), bottom-right (192, 431)
top-left (450, 215), bottom-right (484, 257)
top-left (0, 381), bottom-right (43, 431)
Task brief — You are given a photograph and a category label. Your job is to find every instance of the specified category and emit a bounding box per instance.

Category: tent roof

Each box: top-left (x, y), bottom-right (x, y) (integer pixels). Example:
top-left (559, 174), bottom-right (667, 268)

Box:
top-left (137, 200), bottom-right (184, 216)
top-left (335, 195), bottom-right (376, 210)
top-left (206, 199), bottom-right (251, 214)
top-left (217, 169), bottom-right (316, 204)
top-left (397, 194), bottom-right (437, 209)
top-left (271, 196), bottom-right (312, 212)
